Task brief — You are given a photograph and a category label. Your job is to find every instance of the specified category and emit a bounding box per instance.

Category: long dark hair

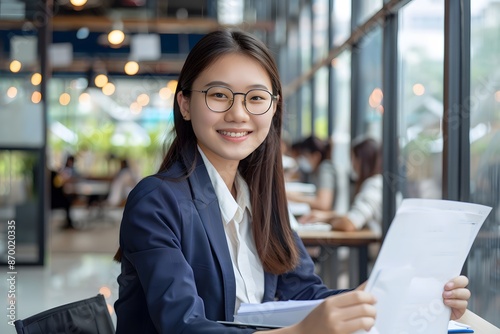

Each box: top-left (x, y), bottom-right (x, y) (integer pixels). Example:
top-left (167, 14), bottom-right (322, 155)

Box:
top-left (115, 29), bottom-right (299, 274)
top-left (352, 138), bottom-right (381, 194)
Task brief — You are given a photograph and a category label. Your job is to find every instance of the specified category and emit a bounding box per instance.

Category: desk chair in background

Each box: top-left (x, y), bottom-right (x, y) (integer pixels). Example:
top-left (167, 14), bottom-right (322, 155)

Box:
top-left (14, 294), bottom-right (115, 334)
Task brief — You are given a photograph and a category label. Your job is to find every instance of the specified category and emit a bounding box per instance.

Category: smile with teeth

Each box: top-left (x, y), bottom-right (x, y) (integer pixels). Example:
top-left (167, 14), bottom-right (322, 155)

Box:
top-left (218, 130), bottom-right (250, 137)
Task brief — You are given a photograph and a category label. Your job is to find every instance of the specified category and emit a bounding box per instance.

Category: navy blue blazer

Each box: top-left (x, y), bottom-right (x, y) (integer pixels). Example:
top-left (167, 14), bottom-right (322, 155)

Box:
top-left (115, 149), bottom-right (348, 333)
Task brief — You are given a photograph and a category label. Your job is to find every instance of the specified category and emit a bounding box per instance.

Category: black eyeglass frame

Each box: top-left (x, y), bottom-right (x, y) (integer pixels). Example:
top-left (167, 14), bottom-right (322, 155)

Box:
top-left (185, 85), bottom-right (278, 115)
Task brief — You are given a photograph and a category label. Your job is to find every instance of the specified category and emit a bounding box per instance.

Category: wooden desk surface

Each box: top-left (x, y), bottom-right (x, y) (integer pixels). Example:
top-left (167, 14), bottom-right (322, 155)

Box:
top-left (458, 310), bottom-right (500, 334)
top-left (298, 229), bottom-right (380, 246)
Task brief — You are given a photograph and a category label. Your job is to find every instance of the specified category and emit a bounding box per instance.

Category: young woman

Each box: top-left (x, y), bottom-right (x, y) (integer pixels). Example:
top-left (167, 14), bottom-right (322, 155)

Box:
top-left (114, 29), bottom-right (470, 334)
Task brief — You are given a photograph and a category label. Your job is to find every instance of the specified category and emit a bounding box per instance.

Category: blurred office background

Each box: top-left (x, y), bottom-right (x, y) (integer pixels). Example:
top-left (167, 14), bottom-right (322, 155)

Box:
top-left (0, 0), bottom-right (499, 331)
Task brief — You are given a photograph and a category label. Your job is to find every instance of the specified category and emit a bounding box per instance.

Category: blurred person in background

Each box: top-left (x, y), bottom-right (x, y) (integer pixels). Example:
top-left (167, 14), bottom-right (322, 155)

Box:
top-left (106, 158), bottom-right (139, 207)
top-left (286, 136), bottom-right (336, 211)
top-left (50, 154), bottom-right (79, 229)
top-left (300, 137), bottom-right (384, 236)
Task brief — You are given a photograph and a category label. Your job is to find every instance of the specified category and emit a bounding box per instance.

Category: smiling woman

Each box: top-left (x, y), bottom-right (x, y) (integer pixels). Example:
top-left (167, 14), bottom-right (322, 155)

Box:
top-left (112, 29), bottom-right (470, 334)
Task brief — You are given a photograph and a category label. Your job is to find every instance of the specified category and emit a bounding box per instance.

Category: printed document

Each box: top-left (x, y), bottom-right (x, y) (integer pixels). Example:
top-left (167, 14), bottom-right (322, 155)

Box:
top-left (358, 198), bottom-right (491, 334)
top-left (233, 199), bottom-right (491, 333)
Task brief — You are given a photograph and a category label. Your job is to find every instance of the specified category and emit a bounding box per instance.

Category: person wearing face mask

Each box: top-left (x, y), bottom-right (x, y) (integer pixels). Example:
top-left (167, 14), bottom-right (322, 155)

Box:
top-left (300, 137), bottom-right (386, 236)
top-left (287, 136), bottom-right (336, 211)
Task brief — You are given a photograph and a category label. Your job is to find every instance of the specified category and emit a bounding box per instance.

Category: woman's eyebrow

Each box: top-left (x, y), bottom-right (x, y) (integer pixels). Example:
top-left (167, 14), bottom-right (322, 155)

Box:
top-left (203, 81), bottom-right (271, 91)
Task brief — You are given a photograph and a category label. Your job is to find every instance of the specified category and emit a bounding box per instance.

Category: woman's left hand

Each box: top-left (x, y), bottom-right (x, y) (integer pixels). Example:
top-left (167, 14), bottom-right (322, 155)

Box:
top-left (443, 275), bottom-right (471, 320)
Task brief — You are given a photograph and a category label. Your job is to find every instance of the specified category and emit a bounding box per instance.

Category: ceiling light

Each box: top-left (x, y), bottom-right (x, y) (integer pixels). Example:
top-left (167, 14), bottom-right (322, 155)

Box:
top-left (124, 61), bottom-right (139, 75)
top-left (7, 87), bottom-right (18, 99)
top-left (59, 93), bottom-right (71, 106)
top-left (31, 73), bottom-right (42, 86)
top-left (10, 60), bottom-right (22, 73)
top-left (108, 30), bottom-right (125, 46)
top-left (32, 91), bottom-right (42, 104)
top-left (102, 82), bottom-right (116, 96)
top-left (70, 0), bottom-right (88, 7)
top-left (94, 74), bottom-right (108, 88)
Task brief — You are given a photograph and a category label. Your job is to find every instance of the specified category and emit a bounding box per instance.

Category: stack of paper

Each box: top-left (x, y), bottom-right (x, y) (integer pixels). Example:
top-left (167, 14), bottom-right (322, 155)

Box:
top-left (360, 199), bottom-right (490, 334)
top-left (233, 199), bottom-right (490, 334)
top-left (234, 299), bottom-right (323, 327)
top-left (234, 300), bottom-right (474, 333)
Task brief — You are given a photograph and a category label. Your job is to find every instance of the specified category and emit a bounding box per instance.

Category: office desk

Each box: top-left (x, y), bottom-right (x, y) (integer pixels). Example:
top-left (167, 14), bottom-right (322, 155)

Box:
top-left (64, 179), bottom-right (110, 197)
top-left (298, 229), bottom-right (380, 289)
top-left (458, 310), bottom-right (500, 334)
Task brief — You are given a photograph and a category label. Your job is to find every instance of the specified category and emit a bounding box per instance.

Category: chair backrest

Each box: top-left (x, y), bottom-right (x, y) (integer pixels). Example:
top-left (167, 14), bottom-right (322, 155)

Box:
top-left (14, 294), bottom-right (115, 334)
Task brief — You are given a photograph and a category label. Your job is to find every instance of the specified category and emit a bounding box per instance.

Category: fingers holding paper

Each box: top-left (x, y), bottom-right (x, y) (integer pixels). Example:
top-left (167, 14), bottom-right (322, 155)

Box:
top-left (293, 291), bottom-right (376, 334)
top-left (443, 275), bottom-right (471, 320)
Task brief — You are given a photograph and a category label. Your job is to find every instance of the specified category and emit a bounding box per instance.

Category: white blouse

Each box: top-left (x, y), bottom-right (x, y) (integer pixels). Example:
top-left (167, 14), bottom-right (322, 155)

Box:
top-left (198, 148), bottom-right (265, 311)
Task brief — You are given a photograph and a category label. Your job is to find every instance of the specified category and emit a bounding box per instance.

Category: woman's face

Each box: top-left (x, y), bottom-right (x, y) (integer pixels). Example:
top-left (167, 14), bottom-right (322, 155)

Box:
top-left (177, 53), bottom-right (278, 173)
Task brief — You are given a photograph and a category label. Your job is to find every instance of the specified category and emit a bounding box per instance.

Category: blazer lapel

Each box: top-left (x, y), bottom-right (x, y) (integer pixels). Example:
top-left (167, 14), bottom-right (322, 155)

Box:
top-left (187, 149), bottom-right (237, 320)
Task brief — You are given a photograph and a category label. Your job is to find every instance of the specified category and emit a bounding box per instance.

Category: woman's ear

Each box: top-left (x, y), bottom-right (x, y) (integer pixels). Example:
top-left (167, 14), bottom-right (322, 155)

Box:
top-left (272, 95), bottom-right (280, 115)
top-left (177, 91), bottom-right (191, 120)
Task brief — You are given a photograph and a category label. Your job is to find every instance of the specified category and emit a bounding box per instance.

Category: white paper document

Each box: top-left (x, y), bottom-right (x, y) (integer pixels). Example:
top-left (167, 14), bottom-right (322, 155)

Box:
top-left (359, 198), bottom-right (491, 334)
top-left (233, 199), bottom-right (490, 333)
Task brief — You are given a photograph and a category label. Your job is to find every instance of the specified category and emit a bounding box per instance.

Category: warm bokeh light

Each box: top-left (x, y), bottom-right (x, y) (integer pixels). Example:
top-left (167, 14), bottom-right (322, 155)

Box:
top-left (31, 73), bottom-right (42, 86)
top-left (130, 102), bottom-right (142, 114)
top-left (102, 82), bottom-right (116, 96)
top-left (70, 0), bottom-right (87, 6)
top-left (99, 286), bottom-right (112, 299)
top-left (495, 91), bottom-right (500, 102)
top-left (124, 61), bottom-right (139, 75)
top-left (159, 87), bottom-right (173, 100)
top-left (79, 92), bottom-right (91, 104)
top-left (413, 83), bottom-right (425, 96)
top-left (9, 60), bottom-right (22, 73)
top-left (59, 93), bottom-right (71, 106)
top-left (137, 93), bottom-right (150, 106)
top-left (94, 74), bottom-right (108, 88)
top-left (108, 29), bottom-right (125, 45)
top-left (31, 91), bottom-right (42, 104)
top-left (167, 80), bottom-right (178, 92)
top-left (368, 88), bottom-right (383, 108)
top-left (7, 87), bottom-right (18, 98)
top-left (107, 303), bottom-right (115, 315)
top-left (331, 58), bottom-right (338, 67)
top-left (376, 105), bottom-right (384, 115)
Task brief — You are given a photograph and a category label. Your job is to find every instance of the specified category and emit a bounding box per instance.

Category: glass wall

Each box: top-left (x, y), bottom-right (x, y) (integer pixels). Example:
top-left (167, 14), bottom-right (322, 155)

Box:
top-left (0, 150), bottom-right (42, 264)
top-left (468, 0), bottom-right (500, 326)
top-left (331, 51), bottom-right (351, 212)
top-left (357, 27), bottom-right (383, 140)
top-left (332, 0), bottom-right (351, 47)
top-left (398, 0), bottom-right (445, 199)
top-left (0, 22), bottom-right (45, 265)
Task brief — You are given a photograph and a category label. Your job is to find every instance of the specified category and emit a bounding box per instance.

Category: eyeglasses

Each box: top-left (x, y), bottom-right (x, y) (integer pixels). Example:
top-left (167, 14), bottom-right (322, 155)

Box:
top-left (187, 86), bottom-right (277, 115)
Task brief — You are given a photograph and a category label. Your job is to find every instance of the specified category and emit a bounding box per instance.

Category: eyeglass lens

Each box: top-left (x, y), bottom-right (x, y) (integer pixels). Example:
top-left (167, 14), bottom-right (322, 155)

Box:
top-left (205, 86), bottom-right (273, 114)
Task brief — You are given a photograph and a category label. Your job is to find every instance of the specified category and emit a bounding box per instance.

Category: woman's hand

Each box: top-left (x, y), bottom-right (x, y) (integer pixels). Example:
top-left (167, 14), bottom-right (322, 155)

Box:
top-left (286, 291), bottom-right (376, 334)
top-left (443, 275), bottom-right (470, 320)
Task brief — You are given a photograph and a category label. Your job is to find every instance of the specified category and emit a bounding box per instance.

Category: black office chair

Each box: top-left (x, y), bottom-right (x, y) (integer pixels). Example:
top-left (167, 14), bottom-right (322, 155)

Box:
top-left (14, 294), bottom-right (115, 334)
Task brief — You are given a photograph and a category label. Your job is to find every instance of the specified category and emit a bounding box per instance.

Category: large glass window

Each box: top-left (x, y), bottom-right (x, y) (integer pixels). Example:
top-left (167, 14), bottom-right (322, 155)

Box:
top-left (313, 68), bottom-right (329, 138)
top-left (299, 4), bottom-right (312, 72)
top-left (358, 27), bottom-right (383, 140)
top-left (333, 0), bottom-right (352, 47)
top-left (468, 0), bottom-right (500, 326)
top-left (331, 51), bottom-right (351, 212)
top-left (0, 150), bottom-right (42, 264)
top-left (398, 0), bottom-right (445, 199)
top-left (356, 0), bottom-right (383, 27)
